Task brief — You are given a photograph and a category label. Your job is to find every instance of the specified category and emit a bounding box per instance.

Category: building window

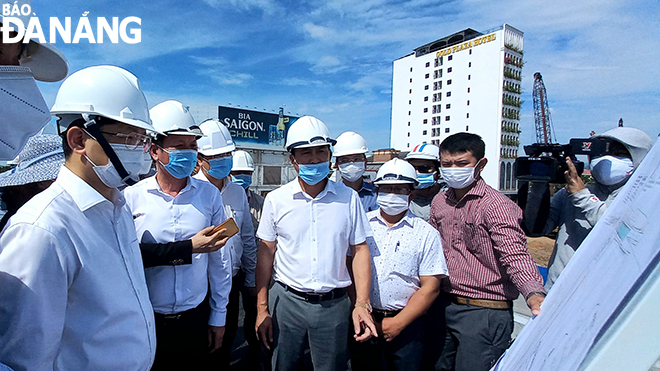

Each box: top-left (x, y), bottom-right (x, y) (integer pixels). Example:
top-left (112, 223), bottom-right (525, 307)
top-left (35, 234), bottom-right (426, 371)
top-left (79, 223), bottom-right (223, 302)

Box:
top-left (469, 62), bottom-right (472, 67)
top-left (409, 100), bottom-right (411, 104)
top-left (426, 62), bottom-right (430, 67)
top-left (469, 49), bottom-right (472, 55)
top-left (466, 125), bottom-right (469, 131)
top-left (467, 100), bottom-right (470, 106)
top-left (425, 73), bottom-right (430, 79)
top-left (408, 111), bottom-right (411, 115)
top-left (447, 79), bottom-right (452, 85)
top-left (467, 87), bottom-right (470, 93)
top-left (445, 116), bottom-right (450, 121)
top-left (446, 104), bottom-right (451, 109)
top-left (423, 119), bottom-right (428, 124)
top-left (446, 91), bottom-right (451, 97)
top-left (423, 130), bottom-right (427, 135)
top-left (407, 132), bottom-right (410, 137)
top-left (448, 55), bottom-right (453, 61)
top-left (424, 96), bottom-right (429, 102)
top-left (500, 163), bottom-right (506, 190)
top-left (447, 67), bottom-right (453, 73)
top-left (466, 113), bottom-right (470, 119)
top-left (409, 89), bottom-right (412, 94)
top-left (263, 166), bottom-right (282, 185)
top-left (407, 143), bottom-right (410, 148)
top-left (408, 122), bottom-right (410, 126)
top-left (445, 127), bottom-right (450, 133)
top-left (468, 75), bottom-right (471, 80)
top-left (410, 67), bottom-right (413, 72)
top-left (425, 85), bottom-right (429, 90)
top-left (423, 108), bottom-right (428, 113)
top-left (410, 78), bottom-right (413, 83)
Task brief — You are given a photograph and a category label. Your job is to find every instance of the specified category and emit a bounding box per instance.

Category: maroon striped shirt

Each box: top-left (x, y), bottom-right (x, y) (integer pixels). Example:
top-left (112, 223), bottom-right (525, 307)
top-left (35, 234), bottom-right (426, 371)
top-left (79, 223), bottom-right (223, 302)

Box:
top-left (430, 178), bottom-right (545, 301)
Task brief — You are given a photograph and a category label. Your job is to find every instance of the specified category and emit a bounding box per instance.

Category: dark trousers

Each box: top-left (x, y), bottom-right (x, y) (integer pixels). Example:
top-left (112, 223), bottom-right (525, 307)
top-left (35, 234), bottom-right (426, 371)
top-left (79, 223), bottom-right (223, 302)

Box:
top-left (423, 293), bottom-right (513, 371)
top-left (151, 299), bottom-right (211, 371)
top-left (208, 269), bottom-right (260, 370)
top-left (351, 315), bottom-right (425, 371)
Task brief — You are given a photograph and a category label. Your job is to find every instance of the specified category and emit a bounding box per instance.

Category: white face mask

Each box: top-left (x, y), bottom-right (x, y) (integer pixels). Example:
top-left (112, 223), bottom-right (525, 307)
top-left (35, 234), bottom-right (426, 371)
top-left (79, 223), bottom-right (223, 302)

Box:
top-left (377, 192), bottom-right (409, 216)
top-left (0, 66), bottom-right (52, 160)
top-left (441, 162), bottom-right (480, 190)
top-left (590, 155), bottom-right (634, 186)
top-left (86, 144), bottom-right (149, 188)
top-left (140, 150), bottom-right (153, 175)
top-left (338, 161), bottom-right (365, 182)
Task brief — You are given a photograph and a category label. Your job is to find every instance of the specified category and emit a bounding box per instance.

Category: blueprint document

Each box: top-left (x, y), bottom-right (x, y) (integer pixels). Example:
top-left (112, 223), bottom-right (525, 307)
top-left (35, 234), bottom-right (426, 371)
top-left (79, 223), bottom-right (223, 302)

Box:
top-left (492, 138), bottom-right (660, 371)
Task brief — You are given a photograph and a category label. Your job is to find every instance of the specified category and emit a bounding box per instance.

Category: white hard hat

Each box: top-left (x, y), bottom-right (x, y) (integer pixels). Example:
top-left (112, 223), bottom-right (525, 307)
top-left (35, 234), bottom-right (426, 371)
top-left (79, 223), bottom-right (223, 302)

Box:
top-left (51, 65), bottom-right (157, 133)
top-left (232, 150), bottom-right (254, 172)
top-left (1, 0), bottom-right (69, 82)
top-left (285, 116), bottom-right (336, 152)
top-left (197, 119), bottom-right (236, 156)
top-left (333, 131), bottom-right (368, 158)
top-left (150, 100), bottom-right (202, 137)
top-left (374, 158), bottom-right (418, 186)
top-left (405, 143), bottom-right (440, 161)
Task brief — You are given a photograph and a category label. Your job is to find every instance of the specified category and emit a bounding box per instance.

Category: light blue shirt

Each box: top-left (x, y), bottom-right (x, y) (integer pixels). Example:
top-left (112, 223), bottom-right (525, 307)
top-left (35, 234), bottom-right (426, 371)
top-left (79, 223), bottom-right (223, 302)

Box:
top-left (0, 166), bottom-right (156, 371)
top-left (367, 209), bottom-right (448, 311)
top-left (124, 175), bottom-right (232, 326)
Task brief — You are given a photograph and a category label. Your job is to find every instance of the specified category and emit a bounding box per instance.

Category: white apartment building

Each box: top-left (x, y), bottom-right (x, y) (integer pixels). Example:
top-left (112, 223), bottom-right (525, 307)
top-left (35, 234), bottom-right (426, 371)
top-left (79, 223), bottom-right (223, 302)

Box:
top-left (391, 24), bottom-right (523, 193)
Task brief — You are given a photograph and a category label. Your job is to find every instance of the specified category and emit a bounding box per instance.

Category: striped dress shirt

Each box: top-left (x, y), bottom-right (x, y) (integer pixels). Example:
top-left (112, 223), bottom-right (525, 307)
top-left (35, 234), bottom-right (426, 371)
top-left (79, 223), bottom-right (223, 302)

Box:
top-left (430, 178), bottom-right (545, 301)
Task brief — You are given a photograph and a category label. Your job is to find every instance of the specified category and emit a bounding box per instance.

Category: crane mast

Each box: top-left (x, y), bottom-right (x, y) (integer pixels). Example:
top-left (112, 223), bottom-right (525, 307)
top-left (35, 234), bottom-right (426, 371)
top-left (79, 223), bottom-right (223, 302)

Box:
top-left (532, 72), bottom-right (556, 144)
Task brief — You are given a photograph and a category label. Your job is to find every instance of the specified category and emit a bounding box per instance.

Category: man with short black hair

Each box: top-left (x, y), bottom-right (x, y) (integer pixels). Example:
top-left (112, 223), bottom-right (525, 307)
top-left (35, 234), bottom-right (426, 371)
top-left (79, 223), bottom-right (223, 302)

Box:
top-left (405, 144), bottom-right (447, 222)
top-left (425, 132), bottom-right (545, 371)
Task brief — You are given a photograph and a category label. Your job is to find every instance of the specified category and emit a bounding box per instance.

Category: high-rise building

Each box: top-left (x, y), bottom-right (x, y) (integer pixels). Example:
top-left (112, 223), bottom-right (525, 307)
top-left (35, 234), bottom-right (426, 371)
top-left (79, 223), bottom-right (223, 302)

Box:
top-left (390, 24), bottom-right (523, 192)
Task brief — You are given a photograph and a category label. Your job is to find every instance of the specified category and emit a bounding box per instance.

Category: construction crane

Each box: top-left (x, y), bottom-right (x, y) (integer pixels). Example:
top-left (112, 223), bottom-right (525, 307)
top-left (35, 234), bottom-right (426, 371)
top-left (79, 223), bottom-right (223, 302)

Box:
top-left (532, 72), bottom-right (556, 144)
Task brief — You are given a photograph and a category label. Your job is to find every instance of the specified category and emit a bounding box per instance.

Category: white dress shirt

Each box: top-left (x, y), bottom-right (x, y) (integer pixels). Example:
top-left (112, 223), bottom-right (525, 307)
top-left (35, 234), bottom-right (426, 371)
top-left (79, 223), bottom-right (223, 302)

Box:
top-left (195, 172), bottom-right (257, 287)
top-left (124, 175), bottom-right (232, 326)
top-left (367, 209), bottom-right (448, 311)
top-left (0, 166), bottom-right (156, 371)
top-left (257, 179), bottom-right (371, 293)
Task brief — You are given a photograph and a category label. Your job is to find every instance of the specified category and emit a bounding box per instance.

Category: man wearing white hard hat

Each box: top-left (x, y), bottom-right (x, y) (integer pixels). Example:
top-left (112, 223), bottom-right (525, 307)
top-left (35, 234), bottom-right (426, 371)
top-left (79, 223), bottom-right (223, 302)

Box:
top-left (405, 143), bottom-right (447, 222)
top-left (0, 66), bottom-right (158, 370)
top-left (334, 131), bottom-right (378, 212)
top-left (231, 150), bottom-right (265, 233)
top-left (351, 158), bottom-right (447, 370)
top-left (0, 0), bottom-right (69, 160)
top-left (194, 119), bottom-right (258, 368)
top-left (255, 115), bottom-right (377, 370)
top-left (123, 100), bottom-right (232, 370)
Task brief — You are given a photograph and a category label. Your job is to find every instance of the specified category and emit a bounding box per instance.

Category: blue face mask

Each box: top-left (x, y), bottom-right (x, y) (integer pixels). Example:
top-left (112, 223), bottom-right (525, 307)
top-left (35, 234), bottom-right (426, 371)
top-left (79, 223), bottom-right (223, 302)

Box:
top-left (231, 174), bottom-right (252, 189)
top-left (297, 161), bottom-right (330, 185)
top-left (416, 172), bottom-right (437, 189)
top-left (160, 149), bottom-right (197, 179)
top-left (206, 156), bottom-right (233, 179)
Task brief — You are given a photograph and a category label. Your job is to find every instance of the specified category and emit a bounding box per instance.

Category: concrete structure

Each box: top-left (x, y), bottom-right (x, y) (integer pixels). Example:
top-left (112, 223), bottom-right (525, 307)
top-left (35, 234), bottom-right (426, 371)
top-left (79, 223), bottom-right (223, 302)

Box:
top-left (189, 105), bottom-right (297, 195)
top-left (390, 24), bottom-right (523, 193)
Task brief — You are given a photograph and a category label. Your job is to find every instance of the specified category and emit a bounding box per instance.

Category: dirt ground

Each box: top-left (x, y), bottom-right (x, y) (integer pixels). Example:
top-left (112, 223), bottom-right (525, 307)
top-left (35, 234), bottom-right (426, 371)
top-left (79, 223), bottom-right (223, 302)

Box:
top-left (527, 236), bottom-right (555, 267)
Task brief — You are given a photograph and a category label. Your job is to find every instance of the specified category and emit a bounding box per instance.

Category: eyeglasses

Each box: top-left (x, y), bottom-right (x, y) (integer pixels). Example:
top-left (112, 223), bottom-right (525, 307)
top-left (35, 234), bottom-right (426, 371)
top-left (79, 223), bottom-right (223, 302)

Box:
top-left (101, 131), bottom-right (152, 152)
top-left (378, 185), bottom-right (412, 195)
top-left (413, 165), bottom-right (436, 173)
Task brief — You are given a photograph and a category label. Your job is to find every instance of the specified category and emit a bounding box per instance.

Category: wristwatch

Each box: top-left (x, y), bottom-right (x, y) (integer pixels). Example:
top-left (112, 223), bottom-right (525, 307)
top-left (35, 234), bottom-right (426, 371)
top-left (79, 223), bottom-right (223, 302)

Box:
top-left (355, 302), bottom-right (373, 313)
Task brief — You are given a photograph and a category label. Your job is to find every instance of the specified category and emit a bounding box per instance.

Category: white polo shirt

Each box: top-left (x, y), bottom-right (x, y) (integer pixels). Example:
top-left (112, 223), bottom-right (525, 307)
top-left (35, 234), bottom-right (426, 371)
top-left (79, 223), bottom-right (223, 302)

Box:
top-left (257, 179), bottom-right (371, 293)
top-left (124, 175), bottom-right (232, 326)
top-left (195, 172), bottom-right (257, 287)
top-left (367, 209), bottom-right (448, 311)
top-left (0, 166), bottom-right (156, 371)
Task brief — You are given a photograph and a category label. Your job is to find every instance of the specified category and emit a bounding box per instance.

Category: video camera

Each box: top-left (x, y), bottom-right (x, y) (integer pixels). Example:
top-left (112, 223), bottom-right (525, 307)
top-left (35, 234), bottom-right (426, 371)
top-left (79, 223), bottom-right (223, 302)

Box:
top-left (515, 138), bottom-right (616, 183)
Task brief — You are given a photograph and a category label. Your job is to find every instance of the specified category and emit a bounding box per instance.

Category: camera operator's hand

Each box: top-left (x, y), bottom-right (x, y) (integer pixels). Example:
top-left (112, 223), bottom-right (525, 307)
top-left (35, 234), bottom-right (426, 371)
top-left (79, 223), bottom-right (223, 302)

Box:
top-left (564, 157), bottom-right (586, 194)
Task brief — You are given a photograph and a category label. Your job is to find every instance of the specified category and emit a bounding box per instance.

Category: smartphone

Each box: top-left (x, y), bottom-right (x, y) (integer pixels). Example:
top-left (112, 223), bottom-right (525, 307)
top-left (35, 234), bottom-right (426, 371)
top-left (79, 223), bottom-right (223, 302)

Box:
top-left (210, 217), bottom-right (239, 239)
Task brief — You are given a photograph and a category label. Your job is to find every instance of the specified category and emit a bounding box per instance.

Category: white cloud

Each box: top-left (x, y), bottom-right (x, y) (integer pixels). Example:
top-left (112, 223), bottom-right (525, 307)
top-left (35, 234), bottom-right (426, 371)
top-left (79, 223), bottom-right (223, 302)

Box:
top-left (202, 0), bottom-right (283, 16)
top-left (280, 77), bottom-right (324, 86)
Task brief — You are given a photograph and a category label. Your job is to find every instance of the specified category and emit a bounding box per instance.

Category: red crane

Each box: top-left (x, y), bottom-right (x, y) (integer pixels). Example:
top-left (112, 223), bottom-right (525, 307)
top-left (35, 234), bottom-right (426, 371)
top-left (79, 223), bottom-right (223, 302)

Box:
top-left (532, 72), bottom-right (556, 144)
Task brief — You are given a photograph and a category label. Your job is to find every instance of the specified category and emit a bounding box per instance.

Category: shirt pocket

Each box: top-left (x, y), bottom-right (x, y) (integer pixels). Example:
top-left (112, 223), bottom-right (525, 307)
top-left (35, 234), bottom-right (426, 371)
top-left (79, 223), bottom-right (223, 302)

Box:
top-left (462, 221), bottom-right (482, 255)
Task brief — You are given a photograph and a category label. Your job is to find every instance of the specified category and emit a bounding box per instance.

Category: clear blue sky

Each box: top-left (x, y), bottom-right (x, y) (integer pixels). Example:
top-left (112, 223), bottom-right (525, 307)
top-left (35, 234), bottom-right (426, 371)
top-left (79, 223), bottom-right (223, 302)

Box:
top-left (33, 0), bottom-right (660, 150)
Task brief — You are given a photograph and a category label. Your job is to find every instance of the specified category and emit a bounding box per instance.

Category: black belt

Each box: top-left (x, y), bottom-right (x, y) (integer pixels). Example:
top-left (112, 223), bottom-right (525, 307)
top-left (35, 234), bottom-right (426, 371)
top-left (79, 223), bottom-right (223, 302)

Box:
top-left (372, 308), bottom-right (401, 320)
top-left (277, 281), bottom-right (347, 303)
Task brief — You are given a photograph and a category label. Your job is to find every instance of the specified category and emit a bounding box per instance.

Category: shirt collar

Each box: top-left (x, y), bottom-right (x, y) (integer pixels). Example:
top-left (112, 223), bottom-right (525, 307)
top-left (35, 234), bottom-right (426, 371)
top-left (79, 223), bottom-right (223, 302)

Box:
top-left (370, 209), bottom-right (415, 229)
top-left (446, 177), bottom-right (487, 203)
top-left (358, 181), bottom-right (376, 194)
top-left (56, 165), bottom-right (124, 212)
top-left (146, 173), bottom-right (195, 195)
top-left (291, 178), bottom-right (337, 199)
